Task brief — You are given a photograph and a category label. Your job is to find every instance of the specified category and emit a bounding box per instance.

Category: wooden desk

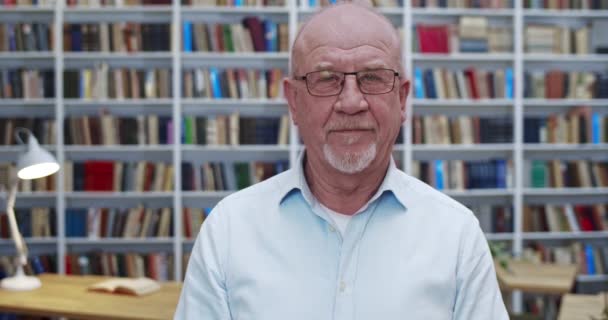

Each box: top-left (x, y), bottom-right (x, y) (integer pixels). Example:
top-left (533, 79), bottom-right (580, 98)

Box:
top-left (558, 293), bottom-right (606, 320)
top-left (494, 259), bottom-right (578, 295)
top-left (0, 274), bottom-right (182, 320)
top-left (494, 259), bottom-right (578, 320)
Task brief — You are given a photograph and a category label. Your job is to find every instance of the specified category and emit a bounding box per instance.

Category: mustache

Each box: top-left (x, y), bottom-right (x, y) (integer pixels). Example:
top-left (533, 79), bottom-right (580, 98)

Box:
top-left (325, 118), bottom-right (376, 131)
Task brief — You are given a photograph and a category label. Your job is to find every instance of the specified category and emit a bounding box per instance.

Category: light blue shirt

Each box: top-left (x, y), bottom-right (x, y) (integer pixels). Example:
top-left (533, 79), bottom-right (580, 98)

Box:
top-left (175, 153), bottom-right (509, 319)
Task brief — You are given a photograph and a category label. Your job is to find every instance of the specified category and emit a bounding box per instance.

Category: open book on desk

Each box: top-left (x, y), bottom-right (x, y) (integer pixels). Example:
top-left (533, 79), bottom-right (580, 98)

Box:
top-left (88, 277), bottom-right (161, 296)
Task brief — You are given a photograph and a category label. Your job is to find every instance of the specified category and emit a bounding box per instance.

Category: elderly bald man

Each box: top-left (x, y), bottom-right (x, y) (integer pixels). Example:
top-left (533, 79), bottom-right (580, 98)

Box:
top-left (175, 3), bottom-right (509, 319)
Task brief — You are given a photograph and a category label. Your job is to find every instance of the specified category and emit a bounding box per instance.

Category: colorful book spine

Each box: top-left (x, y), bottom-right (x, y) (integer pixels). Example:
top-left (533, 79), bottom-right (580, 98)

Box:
top-left (435, 160), bottom-right (444, 190)
top-left (183, 22), bottom-right (193, 52)
top-left (167, 120), bottom-right (174, 144)
top-left (496, 159), bottom-right (507, 189)
top-left (423, 69), bottom-right (436, 99)
top-left (264, 21), bottom-right (277, 53)
top-left (585, 244), bottom-right (596, 275)
top-left (414, 67), bottom-right (425, 99)
top-left (209, 68), bottom-right (222, 98)
top-left (505, 68), bottom-right (514, 99)
top-left (592, 113), bottom-right (601, 144)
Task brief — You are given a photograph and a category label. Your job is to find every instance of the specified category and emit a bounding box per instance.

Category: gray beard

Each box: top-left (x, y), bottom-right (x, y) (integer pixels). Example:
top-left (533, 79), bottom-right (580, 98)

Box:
top-left (322, 142), bottom-right (377, 174)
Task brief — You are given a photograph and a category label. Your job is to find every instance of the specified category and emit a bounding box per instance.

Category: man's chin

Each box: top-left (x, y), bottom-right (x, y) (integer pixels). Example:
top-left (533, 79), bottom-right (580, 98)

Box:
top-left (322, 143), bottom-right (377, 174)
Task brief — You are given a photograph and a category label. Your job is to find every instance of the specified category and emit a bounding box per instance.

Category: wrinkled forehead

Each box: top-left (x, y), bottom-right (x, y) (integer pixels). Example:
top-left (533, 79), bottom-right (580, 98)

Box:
top-left (292, 4), bottom-right (401, 75)
top-left (303, 45), bottom-right (395, 72)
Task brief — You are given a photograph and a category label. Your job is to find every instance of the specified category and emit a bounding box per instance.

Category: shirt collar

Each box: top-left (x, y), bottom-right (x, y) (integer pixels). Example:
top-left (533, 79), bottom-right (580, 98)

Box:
top-left (279, 149), bottom-right (408, 211)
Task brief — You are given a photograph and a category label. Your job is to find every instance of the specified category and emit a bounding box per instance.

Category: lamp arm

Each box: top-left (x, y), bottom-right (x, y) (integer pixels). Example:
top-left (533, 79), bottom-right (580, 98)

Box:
top-left (6, 180), bottom-right (28, 266)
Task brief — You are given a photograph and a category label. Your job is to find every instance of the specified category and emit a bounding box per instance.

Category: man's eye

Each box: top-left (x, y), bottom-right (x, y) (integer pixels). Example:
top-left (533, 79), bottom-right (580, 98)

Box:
top-left (319, 76), bottom-right (338, 82)
top-left (317, 74), bottom-right (340, 83)
top-left (360, 73), bottom-right (382, 82)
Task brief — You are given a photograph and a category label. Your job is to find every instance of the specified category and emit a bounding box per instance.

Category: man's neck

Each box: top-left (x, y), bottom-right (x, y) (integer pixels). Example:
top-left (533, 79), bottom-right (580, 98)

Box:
top-left (304, 152), bottom-right (390, 215)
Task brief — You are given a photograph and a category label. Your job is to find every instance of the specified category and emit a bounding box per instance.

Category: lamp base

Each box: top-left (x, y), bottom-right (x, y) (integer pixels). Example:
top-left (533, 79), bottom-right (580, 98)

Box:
top-left (0, 265), bottom-right (41, 291)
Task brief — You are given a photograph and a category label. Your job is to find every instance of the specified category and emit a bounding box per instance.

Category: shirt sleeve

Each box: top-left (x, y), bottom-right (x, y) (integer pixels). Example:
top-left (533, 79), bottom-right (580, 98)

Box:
top-left (174, 203), bottom-right (232, 319)
top-left (452, 216), bottom-right (510, 320)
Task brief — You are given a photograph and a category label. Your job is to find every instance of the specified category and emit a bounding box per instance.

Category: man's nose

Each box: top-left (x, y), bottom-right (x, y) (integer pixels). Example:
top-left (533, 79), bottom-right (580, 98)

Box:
top-left (334, 74), bottom-right (369, 114)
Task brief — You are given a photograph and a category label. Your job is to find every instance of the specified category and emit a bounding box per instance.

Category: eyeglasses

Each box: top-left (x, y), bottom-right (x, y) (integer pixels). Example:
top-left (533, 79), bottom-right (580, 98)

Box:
top-left (294, 68), bottom-right (400, 97)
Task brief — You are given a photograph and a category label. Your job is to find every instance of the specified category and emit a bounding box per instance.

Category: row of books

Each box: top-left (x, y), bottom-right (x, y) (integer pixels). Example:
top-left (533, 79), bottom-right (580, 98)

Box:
top-left (66, 207), bottom-right (173, 238)
top-left (12, 67), bottom-right (608, 101)
top-left (415, 18), bottom-right (512, 53)
top-left (0, 208), bottom-right (55, 238)
top-left (183, 68), bottom-right (283, 99)
top-left (0, 255), bottom-right (56, 281)
top-left (525, 24), bottom-right (605, 55)
top-left (63, 23), bottom-right (170, 52)
top-left (181, 160), bottom-right (288, 191)
top-left (412, 0), bottom-right (512, 7)
top-left (3, 112), bottom-right (604, 147)
top-left (0, 23), bottom-right (52, 52)
top-left (524, 108), bottom-right (607, 144)
top-left (182, 18), bottom-right (288, 53)
top-left (525, 0), bottom-right (608, 9)
top-left (65, 113), bottom-right (172, 145)
top-left (0, 0), bottom-right (53, 5)
top-left (305, 0), bottom-right (408, 7)
top-left (5, 203), bottom-right (608, 242)
top-left (0, 0), bottom-right (170, 5)
top-left (524, 204), bottom-right (607, 233)
top-left (65, 113), bottom-right (290, 145)
top-left (2, 158), bottom-right (290, 193)
top-left (530, 159), bottom-right (608, 188)
top-left (0, 118), bottom-right (55, 145)
top-left (64, 67), bottom-right (172, 99)
top-left (2, 0), bottom-right (606, 9)
top-left (67, 0), bottom-right (172, 5)
top-left (62, 159), bottom-right (290, 192)
top-left (524, 241), bottom-right (608, 276)
top-left (412, 115), bottom-right (513, 144)
top-left (413, 67), bottom-right (514, 99)
top-left (64, 161), bottom-right (174, 192)
top-left (183, 207), bottom-right (208, 239)
top-left (412, 159), bottom-right (513, 190)
top-left (7, 158), bottom-right (605, 193)
top-left (181, 115), bottom-right (290, 145)
top-left (182, 0), bottom-right (286, 6)
top-left (0, 164), bottom-right (56, 192)
top-left (65, 251), bottom-right (174, 281)
top-left (471, 205), bottom-right (514, 233)
top-left (1, 114), bottom-right (289, 147)
top-left (524, 71), bottom-right (608, 99)
top-left (2, 252), bottom-right (174, 282)
top-left (0, 69), bottom-right (54, 99)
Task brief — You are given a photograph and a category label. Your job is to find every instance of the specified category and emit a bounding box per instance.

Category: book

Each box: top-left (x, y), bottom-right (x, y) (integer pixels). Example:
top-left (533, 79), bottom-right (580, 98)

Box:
top-left (88, 277), bottom-right (161, 296)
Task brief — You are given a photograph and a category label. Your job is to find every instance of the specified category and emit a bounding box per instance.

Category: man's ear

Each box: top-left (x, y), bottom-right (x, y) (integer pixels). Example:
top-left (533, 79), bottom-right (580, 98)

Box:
top-left (399, 79), bottom-right (410, 122)
top-left (283, 77), bottom-right (299, 126)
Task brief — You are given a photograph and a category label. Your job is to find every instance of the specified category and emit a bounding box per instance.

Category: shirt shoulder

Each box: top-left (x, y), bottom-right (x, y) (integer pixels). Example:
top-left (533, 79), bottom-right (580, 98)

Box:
top-left (213, 169), bottom-right (295, 215)
top-left (393, 170), bottom-right (474, 220)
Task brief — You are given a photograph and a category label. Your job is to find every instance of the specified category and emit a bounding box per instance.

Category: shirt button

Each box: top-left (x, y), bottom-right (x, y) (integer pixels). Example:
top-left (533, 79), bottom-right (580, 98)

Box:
top-left (339, 281), bottom-right (346, 292)
top-left (329, 226), bottom-right (336, 232)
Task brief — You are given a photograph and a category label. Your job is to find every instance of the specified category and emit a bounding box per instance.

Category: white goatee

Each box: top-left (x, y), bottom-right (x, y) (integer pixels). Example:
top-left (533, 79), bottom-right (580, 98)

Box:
top-left (323, 142), bottom-right (377, 174)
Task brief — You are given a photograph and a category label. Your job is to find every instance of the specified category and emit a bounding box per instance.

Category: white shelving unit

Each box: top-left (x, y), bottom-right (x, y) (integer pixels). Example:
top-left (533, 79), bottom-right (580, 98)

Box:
top-left (0, 1), bottom-right (607, 314)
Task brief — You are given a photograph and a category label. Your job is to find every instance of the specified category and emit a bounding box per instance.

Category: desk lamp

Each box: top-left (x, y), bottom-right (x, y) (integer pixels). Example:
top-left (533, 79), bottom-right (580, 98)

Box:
top-left (0, 128), bottom-right (59, 291)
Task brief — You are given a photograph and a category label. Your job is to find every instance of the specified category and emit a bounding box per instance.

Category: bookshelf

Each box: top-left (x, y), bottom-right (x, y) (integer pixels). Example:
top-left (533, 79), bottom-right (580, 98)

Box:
top-left (0, 0), bottom-right (607, 316)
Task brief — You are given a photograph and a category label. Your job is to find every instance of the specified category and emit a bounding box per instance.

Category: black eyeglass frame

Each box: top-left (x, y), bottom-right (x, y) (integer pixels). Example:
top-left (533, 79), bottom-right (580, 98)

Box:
top-left (293, 68), bottom-right (401, 97)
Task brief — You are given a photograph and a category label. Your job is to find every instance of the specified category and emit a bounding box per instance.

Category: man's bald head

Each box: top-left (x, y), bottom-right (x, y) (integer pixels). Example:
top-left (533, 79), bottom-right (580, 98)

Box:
top-left (290, 3), bottom-right (402, 76)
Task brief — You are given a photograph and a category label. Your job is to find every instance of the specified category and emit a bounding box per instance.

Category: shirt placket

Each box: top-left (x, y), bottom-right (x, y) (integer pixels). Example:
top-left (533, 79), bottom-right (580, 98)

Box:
top-left (331, 201), bottom-right (379, 320)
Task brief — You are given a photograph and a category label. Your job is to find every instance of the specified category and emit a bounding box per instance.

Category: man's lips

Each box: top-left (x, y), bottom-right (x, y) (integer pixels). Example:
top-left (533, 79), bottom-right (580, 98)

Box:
top-left (329, 128), bottom-right (374, 133)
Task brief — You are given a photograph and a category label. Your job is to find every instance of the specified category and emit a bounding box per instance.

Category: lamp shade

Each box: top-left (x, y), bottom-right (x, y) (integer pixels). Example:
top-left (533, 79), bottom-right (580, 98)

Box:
top-left (16, 134), bottom-right (59, 180)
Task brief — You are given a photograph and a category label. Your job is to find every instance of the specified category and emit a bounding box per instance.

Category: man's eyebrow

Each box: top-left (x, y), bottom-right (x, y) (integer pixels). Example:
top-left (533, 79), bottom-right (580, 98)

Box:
top-left (311, 60), bottom-right (392, 71)
top-left (313, 62), bottom-right (333, 71)
top-left (362, 61), bottom-right (390, 69)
